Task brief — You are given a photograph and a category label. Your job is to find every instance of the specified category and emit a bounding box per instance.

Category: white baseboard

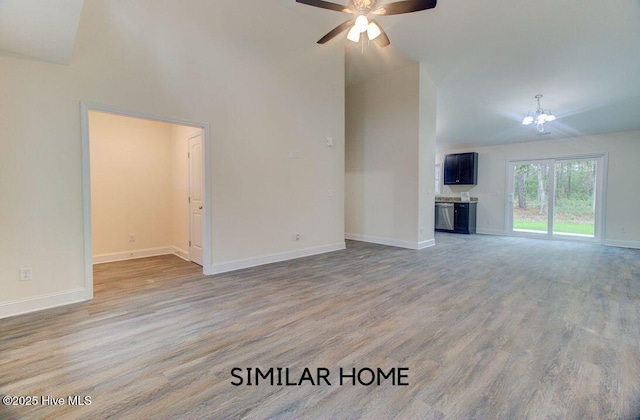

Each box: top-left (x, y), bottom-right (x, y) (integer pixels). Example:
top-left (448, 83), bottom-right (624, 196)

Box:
top-left (605, 239), bottom-right (640, 249)
top-left (418, 239), bottom-right (436, 250)
top-left (476, 228), bottom-right (507, 236)
top-left (93, 246), bottom-right (175, 264)
top-left (345, 233), bottom-right (428, 250)
top-left (210, 242), bottom-right (346, 275)
top-left (0, 288), bottom-right (91, 320)
top-left (173, 246), bottom-right (190, 262)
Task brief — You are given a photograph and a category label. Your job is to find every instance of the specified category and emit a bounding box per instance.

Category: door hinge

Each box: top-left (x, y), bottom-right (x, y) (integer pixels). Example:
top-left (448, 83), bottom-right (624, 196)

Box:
top-left (189, 241), bottom-right (191, 247)
top-left (188, 197), bottom-right (191, 203)
top-left (188, 152), bottom-right (190, 158)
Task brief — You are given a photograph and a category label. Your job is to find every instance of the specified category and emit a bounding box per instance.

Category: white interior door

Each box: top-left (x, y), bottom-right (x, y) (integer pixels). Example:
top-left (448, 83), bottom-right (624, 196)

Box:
top-left (189, 133), bottom-right (204, 266)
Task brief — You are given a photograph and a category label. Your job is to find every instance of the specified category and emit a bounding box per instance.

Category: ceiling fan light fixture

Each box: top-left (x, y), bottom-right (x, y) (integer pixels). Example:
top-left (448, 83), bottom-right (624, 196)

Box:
top-left (367, 21), bottom-right (382, 40)
top-left (347, 25), bottom-right (361, 42)
top-left (296, 0), bottom-right (438, 48)
top-left (355, 15), bottom-right (369, 33)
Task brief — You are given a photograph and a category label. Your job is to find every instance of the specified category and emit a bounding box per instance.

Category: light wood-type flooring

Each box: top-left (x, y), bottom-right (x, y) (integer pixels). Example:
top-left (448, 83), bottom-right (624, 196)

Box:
top-left (1, 234), bottom-right (640, 419)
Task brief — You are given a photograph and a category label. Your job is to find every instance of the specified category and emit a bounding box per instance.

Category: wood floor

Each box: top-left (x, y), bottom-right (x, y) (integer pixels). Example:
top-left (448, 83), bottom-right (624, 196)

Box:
top-left (1, 234), bottom-right (640, 419)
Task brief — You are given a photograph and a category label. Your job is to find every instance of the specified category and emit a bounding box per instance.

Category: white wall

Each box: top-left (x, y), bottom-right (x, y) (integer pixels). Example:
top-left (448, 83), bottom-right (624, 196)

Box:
top-left (0, 0), bottom-right (345, 317)
top-left (90, 111), bottom-right (173, 260)
top-left (89, 111), bottom-right (193, 263)
top-left (418, 64), bottom-right (437, 247)
top-left (437, 130), bottom-right (640, 248)
top-left (345, 63), bottom-right (436, 249)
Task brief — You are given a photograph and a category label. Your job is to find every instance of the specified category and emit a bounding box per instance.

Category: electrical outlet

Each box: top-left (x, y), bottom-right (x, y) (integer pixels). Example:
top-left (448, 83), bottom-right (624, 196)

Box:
top-left (620, 226), bottom-right (627, 234)
top-left (19, 267), bottom-right (32, 282)
top-left (129, 234), bottom-right (136, 242)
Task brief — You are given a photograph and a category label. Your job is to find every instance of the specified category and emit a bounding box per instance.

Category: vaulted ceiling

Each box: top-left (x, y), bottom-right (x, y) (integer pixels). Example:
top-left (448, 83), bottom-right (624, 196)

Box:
top-left (0, 0), bottom-right (84, 64)
top-left (293, 0), bottom-right (640, 148)
top-left (3, 0), bottom-right (640, 149)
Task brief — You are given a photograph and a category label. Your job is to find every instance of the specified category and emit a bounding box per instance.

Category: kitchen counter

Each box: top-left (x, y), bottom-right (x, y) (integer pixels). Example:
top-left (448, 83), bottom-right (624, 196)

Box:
top-left (435, 196), bottom-right (478, 203)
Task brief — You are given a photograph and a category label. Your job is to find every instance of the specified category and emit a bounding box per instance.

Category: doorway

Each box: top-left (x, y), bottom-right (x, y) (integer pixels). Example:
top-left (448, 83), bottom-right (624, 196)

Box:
top-left (506, 154), bottom-right (607, 242)
top-left (80, 102), bottom-right (211, 298)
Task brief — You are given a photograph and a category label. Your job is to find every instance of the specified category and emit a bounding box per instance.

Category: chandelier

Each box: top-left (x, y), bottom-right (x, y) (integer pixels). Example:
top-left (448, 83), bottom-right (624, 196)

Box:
top-left (522, 94), bottom-right (556, 132)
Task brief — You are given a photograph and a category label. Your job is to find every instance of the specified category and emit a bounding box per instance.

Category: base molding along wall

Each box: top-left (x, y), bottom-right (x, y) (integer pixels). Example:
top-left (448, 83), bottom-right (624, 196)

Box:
top-left (605, 239), bottom-right (640, 249)
top-left (417, 239), bottom-right (436, 250)
top-left (345, 233), bottom-right (434, 250)
top-left (0, 288), bottom-right (91, 319)
top-left (210, 242), bottom-right (346, 275)
top-left (93, 246), bottom-right (176, 264)
top-left (172, 247), bottom-right (190, 261)
top-left (476, 228), bottom-right (508, 236)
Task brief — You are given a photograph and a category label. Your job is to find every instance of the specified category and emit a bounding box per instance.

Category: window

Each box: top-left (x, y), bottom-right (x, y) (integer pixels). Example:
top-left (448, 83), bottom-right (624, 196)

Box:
top-left (435, 163), bottom-right (442, 195)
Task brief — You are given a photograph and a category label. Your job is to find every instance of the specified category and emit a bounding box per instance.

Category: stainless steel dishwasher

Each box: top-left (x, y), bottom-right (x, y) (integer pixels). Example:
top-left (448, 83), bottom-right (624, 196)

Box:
top-left (435, 202), bottom-right (455, 231)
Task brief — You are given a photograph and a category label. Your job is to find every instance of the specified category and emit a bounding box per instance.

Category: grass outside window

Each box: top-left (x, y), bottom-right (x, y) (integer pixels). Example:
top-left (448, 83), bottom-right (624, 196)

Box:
top-left (513, 220), bottom-right (595, 236)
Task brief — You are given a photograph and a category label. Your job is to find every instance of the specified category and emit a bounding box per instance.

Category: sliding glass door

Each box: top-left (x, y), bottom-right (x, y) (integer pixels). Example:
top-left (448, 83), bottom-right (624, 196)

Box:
top-left (510, 160), bottom-right (553, 236)
top-left (553, 159), bottom-right (598, 237)
top-left (507, 155), bottom-right (606, 242)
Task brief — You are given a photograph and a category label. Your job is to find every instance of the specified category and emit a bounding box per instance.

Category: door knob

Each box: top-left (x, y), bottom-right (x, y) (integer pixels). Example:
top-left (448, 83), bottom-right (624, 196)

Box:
top-left (199, 206), bottom-right (203, 210)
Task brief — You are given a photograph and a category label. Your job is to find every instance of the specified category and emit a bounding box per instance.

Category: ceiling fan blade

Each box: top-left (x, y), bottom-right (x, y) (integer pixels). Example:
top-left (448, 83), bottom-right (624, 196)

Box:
top-left (375, 0), bottom-right (437, 15)
top-left (318, 20), bottom-right (355, 44)
top-left (296, 0), bottom-right (352, 13)
top-left (371, 21), bottom-right (390, 47)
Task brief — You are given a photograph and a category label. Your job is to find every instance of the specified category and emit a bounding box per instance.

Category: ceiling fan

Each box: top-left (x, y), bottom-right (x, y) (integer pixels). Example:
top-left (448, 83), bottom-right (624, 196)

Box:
top-left (296, 0), bottom-right (437, 48)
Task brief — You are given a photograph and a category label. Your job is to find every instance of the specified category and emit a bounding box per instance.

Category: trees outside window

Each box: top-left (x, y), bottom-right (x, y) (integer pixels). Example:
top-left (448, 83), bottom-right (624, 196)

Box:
top-left (511, 159), bottom-right (597, 236)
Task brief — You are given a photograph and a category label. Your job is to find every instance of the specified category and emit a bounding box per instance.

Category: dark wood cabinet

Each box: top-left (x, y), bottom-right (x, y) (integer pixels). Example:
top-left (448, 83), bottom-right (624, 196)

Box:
top-left (444, 152), bottom-right (478, 185)
top-left (453, 202), bottom-right (476, 234)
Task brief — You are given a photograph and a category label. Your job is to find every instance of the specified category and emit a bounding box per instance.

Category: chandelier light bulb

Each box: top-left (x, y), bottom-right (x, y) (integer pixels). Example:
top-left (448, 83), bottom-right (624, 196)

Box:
top-left (355, 15), bottom-right (369, 33)
top-left (367, 21), bottom-right (382, 40)
top-left (522, 115), bottom-right (534, 125)
top-left (347, 25), bottom-right (361, 42)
